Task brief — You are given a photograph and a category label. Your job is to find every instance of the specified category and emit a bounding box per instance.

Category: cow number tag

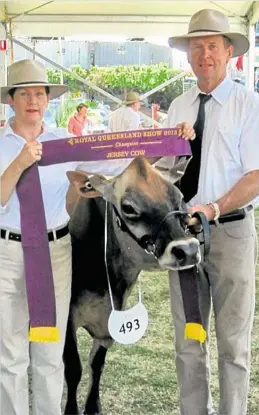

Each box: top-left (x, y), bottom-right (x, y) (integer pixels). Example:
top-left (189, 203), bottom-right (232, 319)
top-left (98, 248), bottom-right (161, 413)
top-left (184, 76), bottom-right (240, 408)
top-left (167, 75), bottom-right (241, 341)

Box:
top-left (108, 302), bottom-right (148, 345)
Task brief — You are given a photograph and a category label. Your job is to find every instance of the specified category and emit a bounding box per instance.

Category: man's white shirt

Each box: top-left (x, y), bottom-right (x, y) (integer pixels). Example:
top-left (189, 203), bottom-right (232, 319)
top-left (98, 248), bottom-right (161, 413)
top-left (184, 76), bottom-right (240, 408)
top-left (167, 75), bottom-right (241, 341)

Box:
top-left (163, 77), bottom-right (259, 206)
top-left (108, 106), bottom-right (140, 132)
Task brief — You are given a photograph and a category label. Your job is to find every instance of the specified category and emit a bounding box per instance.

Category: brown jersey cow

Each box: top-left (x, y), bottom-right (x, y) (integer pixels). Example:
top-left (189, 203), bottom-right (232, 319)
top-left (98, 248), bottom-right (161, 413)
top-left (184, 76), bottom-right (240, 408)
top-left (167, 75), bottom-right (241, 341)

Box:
top-left (63, 157), bottom-right (200, 415)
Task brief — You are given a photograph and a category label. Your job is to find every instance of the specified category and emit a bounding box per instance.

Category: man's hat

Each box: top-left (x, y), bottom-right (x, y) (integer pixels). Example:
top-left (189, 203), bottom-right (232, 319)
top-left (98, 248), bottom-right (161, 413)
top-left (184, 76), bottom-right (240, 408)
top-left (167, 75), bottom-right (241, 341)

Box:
top-left (0, 59), bottom-right (68, 104)
top-left (122, 91), bottom-right (142, 105)
top-left (168, 9), bottom-right (249, 58)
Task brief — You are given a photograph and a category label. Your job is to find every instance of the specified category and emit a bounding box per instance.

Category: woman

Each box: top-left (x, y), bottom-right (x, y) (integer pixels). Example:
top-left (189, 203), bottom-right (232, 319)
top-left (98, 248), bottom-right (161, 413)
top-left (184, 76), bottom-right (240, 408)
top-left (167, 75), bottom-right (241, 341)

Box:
top-left (0, 59), bottom-right (195, 415)
top-left (68, 102), bottom-right (89, 136)
top-left (0, 59), bottom-right (134, 415)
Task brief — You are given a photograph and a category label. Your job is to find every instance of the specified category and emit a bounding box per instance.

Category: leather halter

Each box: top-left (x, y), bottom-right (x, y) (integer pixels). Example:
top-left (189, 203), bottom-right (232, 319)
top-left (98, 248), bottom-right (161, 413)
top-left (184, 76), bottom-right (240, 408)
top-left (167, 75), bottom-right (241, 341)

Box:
top-left (190, 211), bottom-right (211, 258)
top-left (112, 205), bottom-right (211, 260)
top-left (84, 179), bottom-right (211, 260)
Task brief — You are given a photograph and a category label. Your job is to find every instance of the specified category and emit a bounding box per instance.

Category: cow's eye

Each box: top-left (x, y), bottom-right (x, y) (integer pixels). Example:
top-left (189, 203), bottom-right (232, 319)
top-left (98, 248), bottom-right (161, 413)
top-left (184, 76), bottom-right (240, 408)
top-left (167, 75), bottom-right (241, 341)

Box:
top-left (121, 202), bottom-right (140, 217)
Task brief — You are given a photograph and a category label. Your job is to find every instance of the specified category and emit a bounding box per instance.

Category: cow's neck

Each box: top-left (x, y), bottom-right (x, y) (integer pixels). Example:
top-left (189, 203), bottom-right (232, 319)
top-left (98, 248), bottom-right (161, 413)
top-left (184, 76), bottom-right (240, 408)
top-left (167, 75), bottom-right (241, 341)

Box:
top-left (102, 201), bottom-right (141, 282)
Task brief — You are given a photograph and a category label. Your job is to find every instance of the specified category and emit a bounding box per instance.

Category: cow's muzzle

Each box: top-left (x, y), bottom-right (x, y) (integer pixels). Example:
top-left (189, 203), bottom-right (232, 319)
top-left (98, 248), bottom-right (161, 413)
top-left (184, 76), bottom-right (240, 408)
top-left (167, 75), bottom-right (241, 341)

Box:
top-left (158, 237), bottom-right (201, 270)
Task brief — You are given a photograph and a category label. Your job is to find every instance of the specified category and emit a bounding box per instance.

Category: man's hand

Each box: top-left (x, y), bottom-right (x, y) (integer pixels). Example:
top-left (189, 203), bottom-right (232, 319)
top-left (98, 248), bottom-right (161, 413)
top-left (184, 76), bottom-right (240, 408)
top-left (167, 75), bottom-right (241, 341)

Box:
top-left (176, 122), bottom-right (196, 141)
top-left (188, 203), bottom-right (215, 224)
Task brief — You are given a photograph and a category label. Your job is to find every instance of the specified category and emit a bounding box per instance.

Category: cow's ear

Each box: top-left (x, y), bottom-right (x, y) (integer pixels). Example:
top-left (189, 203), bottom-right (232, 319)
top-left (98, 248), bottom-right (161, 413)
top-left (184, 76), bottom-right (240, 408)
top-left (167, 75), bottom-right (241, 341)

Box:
top-left (66, 170), bottom-right (102, 198)
top-left (168, 158), bottom-right (192, 184)
top-left (88, 175), bottom-right (114, 202)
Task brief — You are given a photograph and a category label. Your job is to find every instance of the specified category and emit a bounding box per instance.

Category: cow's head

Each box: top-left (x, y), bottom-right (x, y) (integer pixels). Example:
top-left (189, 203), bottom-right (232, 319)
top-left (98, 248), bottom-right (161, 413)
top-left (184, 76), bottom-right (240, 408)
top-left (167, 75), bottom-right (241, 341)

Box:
top-left (67, 157), bottom-right (201, 270)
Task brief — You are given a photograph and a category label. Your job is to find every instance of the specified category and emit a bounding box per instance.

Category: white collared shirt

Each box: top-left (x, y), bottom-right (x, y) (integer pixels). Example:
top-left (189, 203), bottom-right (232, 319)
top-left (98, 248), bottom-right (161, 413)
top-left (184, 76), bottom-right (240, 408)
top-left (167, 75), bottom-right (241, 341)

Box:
top-left (163, 77), bottom-right (259, 206)
top-left (0, 123), bottom-right (131, 231)
top-left (108, 106), bottom-right (141, 132)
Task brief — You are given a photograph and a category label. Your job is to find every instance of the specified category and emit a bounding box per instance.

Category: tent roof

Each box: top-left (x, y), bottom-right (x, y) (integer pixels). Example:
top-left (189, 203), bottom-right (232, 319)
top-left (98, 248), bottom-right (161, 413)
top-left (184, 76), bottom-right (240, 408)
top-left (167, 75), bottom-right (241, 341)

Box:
top-left (1, 1), bottom-right (259, 38)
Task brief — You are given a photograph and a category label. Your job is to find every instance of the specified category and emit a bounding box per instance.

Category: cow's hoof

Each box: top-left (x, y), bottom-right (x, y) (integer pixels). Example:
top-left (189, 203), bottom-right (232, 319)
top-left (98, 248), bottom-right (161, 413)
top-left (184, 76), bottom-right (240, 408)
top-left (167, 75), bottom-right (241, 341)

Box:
top-left (84, 404), bottom-right (102, 415)
top-left (64, 402), bottom-right (79, 415)
top-left (84, 409), bottom-right (102, 415)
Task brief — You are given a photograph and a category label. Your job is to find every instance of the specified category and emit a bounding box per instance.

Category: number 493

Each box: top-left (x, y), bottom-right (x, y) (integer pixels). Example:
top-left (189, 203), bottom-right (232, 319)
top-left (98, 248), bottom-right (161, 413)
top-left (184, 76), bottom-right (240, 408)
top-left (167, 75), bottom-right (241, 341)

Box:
top-left (119, 319), bottom-right (140, 334)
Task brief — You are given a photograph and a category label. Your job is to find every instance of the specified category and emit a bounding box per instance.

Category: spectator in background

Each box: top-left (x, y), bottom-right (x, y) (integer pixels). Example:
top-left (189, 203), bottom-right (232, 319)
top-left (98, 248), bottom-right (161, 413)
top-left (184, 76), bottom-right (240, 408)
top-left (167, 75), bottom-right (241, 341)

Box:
top-left (152, 101), bottom-right (161, 128)
top-left (108, 91), bottom-right (142, 132)
top-left (68, 103), bottom-right (89, 136)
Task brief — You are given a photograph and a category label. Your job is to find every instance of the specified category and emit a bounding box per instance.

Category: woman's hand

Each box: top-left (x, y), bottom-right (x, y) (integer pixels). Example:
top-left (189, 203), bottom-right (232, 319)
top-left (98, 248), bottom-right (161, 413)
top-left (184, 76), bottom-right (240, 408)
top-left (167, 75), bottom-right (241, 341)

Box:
top-left (0, 141), bottom-right (43, 207)
top-left (176, 122), bottom-right (196, 141)
top-left (18, 141), bottom-right (43, 170)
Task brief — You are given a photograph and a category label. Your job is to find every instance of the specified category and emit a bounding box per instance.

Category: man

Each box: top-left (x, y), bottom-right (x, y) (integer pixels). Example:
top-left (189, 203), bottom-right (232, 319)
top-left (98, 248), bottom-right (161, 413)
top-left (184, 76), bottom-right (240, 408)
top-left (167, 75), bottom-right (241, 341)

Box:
top-left (164, 9), bottom-right (259, 415)
top-left (108, 91), bottom-right (142, 131)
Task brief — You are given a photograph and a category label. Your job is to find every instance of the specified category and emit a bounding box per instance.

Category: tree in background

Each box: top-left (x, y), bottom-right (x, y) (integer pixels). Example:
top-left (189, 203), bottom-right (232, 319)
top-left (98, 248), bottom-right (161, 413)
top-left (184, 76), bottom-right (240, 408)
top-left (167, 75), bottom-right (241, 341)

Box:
top-left (47, 63), bottom-right (191, 111)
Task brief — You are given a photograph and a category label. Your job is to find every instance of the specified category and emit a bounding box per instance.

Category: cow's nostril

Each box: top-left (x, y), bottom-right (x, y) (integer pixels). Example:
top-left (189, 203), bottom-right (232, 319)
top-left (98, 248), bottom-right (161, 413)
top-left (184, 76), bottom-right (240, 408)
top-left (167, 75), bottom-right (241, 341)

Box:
top-left (171, 246), bottom-right (185, 262)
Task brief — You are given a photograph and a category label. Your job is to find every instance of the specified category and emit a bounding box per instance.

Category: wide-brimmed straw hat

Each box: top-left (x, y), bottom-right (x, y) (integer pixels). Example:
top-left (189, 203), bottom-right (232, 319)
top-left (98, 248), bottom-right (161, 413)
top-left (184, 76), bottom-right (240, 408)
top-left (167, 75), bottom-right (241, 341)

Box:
top-left (0, 59), bottom-right (68, 104)
top-left (122, 91), bottom-right (142, 105)
top-left (168, 9), bottom-right (249, 58)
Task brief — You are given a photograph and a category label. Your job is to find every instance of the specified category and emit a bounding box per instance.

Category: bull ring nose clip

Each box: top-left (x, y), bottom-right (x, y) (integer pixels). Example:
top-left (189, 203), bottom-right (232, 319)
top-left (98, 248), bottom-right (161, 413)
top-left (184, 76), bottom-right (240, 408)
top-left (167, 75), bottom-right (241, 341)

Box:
top-left (144, 243), bottom-right (156, 257)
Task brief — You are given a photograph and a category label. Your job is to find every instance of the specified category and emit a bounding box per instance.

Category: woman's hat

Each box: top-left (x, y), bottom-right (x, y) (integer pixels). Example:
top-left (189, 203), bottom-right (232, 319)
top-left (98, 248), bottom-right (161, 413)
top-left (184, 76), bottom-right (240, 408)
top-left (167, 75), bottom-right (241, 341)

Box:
top-left (0, 59), bottom-right (68, 104)
top-left (122, 91), bottom-right (142, 105)
top-left (168, 9), bottom-right (249, 58)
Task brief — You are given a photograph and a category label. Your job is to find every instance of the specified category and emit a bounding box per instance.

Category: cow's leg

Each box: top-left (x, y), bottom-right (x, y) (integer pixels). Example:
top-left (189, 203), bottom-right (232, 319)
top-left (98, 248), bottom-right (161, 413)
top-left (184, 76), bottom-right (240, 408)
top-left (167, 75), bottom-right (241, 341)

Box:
top-left (63, 318), bottom-right (82, 415)
top-left (84, 338), bottom-right (113, 415)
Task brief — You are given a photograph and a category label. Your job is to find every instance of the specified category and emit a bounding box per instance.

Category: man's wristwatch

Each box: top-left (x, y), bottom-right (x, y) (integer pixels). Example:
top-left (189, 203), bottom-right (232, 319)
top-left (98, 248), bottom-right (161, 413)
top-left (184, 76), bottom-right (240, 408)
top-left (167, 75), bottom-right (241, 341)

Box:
top-left (207, 202), bottom-right (220, 221)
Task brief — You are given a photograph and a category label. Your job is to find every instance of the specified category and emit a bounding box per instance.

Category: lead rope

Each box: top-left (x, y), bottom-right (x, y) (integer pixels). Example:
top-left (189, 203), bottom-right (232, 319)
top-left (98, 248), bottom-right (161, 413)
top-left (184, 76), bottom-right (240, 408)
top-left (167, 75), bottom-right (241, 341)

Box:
top-left (104, 201), bottom-right (142, 311)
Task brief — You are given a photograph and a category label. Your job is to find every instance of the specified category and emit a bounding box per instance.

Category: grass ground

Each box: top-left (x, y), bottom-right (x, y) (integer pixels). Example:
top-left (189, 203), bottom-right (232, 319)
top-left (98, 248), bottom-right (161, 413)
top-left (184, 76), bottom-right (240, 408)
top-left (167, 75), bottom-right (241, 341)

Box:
top-left (63, 213), bottom-right (259, 415)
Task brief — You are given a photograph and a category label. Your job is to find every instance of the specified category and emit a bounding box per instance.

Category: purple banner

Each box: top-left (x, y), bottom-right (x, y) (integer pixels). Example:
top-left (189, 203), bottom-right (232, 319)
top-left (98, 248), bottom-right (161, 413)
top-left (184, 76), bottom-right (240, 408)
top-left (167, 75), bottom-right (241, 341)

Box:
top-left (39, 128), bottom-right (191, 166)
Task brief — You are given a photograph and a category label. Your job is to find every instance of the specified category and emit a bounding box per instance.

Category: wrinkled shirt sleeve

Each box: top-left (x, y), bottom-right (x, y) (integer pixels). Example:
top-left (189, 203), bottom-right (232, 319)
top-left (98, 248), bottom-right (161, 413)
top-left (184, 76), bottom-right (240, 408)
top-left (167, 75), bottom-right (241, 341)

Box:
top-left (153, 103), bottom-right (177, 169)
top-left (0, 139), bottom-right (17, 214)
top-left (239, 95), bottom-right (259, 175)
top-left (127, 112), bottom-right (140, 130)
top-left (162, 102), bottom-right (176, 128)
top-left (0, 167), bottom-right (9, 213)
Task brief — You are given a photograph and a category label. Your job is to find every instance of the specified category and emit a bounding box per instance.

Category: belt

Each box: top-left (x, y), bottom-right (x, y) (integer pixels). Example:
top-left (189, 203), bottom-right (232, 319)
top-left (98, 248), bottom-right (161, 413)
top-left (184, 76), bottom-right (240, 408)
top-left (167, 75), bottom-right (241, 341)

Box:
top-left (209, 205), bottom-right (253, 225)
top-left (0, 225), bottom-right (69, 242)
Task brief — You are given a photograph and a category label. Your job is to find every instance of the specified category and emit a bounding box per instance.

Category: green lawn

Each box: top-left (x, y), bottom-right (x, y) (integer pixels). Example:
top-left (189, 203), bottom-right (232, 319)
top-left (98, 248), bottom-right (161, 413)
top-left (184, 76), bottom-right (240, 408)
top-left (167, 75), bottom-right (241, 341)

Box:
top-left (63, 213), bottom-right (259, 414)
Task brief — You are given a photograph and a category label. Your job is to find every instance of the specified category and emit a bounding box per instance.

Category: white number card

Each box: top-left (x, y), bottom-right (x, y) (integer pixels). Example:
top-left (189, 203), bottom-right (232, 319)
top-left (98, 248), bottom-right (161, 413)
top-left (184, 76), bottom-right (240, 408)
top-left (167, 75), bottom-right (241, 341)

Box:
top-left (108, 302), bottom-right (148, 345)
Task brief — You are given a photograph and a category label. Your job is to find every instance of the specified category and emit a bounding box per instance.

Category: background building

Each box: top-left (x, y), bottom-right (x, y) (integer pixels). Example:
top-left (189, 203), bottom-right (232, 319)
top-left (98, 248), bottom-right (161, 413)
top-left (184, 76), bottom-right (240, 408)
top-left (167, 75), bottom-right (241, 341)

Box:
top-left (13, 38), bottom-right (173, 68)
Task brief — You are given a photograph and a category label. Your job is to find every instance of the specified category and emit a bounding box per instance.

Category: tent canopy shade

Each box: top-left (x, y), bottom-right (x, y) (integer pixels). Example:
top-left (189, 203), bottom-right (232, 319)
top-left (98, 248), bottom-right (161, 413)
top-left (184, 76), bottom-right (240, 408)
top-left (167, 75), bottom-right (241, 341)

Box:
top-left (1, 1), bottom-right (259, 37)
